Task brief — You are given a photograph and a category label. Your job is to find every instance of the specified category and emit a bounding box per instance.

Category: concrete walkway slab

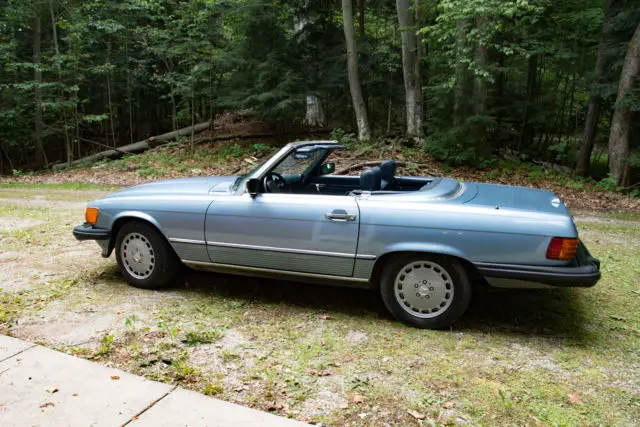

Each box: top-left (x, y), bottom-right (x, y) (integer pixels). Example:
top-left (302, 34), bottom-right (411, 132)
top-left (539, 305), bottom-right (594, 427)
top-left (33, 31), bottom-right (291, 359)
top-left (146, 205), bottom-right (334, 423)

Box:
top-left (0, 334), bottom-right (32, 362)
top-left (0, 345), bottom-right (171, 426)
top-left (130, 387), bottom-right (307, 427)
top-left (0, 335), bottom-right (307, 426)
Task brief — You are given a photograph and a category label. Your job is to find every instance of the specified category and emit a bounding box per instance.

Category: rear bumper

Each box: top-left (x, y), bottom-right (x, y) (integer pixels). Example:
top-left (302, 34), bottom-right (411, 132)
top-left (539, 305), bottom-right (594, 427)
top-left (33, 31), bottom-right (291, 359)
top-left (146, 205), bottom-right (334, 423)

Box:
top-left (73, 223), bottom-right (110, 241)
top-left (475, 241), bottom-right (601, 288)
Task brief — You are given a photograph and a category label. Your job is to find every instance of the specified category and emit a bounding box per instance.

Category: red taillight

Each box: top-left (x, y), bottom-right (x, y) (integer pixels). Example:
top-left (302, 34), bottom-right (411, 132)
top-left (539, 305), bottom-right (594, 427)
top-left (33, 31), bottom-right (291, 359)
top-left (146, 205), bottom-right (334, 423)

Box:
top-left (546, 237), bottom-right (578, 261)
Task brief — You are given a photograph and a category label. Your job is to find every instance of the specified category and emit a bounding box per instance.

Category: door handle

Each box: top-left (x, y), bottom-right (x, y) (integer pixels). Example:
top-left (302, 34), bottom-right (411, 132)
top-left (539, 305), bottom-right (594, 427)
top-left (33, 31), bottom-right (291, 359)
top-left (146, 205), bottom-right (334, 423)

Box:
top-left (326, 211), bottom-right (356, 221)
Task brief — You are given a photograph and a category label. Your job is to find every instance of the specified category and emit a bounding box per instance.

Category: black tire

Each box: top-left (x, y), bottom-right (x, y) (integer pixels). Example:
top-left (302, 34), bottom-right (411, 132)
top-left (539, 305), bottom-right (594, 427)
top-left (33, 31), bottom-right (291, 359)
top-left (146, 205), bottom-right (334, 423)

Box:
top-left (114, 221), bottom-right (179, 289)
top-left (380, 254), bottom-right (472, 329)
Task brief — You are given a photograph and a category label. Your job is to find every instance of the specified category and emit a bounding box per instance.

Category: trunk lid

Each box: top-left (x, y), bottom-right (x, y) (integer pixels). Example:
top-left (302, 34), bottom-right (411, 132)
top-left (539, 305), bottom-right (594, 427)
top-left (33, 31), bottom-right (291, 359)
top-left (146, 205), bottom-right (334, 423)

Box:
top-left (464, 182), bottom-right (570, 216)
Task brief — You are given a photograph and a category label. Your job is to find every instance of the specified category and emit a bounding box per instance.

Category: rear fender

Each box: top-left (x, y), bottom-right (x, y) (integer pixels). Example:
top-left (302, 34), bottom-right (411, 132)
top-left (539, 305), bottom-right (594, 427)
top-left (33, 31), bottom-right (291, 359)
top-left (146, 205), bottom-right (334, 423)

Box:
top-left (380, 242), bottom-right (468, 260)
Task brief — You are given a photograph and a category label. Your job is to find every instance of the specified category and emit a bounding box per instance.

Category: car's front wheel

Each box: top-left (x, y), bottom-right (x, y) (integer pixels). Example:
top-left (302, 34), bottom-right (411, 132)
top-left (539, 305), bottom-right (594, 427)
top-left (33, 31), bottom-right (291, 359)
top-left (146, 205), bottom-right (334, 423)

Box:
top-left (115, 221), bottom-right (178, 289)
top-left (380, 254), bottom-right (472, 329)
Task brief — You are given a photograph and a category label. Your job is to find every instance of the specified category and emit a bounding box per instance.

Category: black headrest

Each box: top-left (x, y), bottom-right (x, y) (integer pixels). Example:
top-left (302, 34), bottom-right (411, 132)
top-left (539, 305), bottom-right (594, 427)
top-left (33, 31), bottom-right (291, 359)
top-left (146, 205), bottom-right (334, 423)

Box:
top-left (380, 160), bottom-right (396, 181)
top-left (360, 166), bottom-right (382, 191)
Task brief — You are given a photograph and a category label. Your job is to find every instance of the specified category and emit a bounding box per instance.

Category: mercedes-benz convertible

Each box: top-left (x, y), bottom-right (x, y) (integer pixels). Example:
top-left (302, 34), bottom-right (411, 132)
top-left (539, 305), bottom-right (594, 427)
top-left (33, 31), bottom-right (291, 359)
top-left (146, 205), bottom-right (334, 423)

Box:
top-left (73, 140), bottom-right (601, 328)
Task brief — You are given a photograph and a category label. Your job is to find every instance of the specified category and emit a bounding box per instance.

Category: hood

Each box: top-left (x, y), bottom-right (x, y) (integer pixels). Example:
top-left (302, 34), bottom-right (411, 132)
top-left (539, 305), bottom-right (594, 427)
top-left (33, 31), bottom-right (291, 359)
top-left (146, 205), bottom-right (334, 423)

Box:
top-left (106, 176), bottom-right (237, 198)
top-left (464, 182), bottom-right (570, 216)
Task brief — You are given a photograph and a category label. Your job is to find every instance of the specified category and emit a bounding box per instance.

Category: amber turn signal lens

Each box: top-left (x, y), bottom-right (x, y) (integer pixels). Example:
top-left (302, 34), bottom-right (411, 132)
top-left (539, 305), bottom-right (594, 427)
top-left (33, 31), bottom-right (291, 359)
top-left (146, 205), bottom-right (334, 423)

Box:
top-left (85, 207), bottom-right (99, 225)
top-left (546, 237), bottom-right (578, 261)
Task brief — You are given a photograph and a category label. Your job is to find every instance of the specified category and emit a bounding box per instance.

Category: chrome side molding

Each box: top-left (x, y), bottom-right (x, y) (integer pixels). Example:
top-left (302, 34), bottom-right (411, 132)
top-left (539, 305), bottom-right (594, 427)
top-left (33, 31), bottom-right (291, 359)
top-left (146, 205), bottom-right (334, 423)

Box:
top-left (182, 260), bottom-right (371, 288)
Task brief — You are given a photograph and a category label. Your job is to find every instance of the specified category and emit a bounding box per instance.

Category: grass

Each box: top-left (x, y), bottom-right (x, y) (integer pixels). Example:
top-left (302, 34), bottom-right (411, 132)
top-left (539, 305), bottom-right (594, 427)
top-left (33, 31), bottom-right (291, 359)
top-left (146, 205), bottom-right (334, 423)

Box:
top-left (0, 182), bottom-right (121, 191)
top-left (92, 218), bottom-right (640, 426)
top-left (0, 277), bottom-right (80, 327)
top-left (1, 184), bottom-right (639, 426)
top-left (599, 211), bottom-right (640, 222)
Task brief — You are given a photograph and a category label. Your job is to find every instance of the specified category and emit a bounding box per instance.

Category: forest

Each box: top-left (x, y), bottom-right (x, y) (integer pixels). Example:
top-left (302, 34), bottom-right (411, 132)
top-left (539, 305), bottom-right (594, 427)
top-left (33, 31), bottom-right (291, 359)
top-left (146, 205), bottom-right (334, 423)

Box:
top-left (1, 0), bottom-right (639, 188)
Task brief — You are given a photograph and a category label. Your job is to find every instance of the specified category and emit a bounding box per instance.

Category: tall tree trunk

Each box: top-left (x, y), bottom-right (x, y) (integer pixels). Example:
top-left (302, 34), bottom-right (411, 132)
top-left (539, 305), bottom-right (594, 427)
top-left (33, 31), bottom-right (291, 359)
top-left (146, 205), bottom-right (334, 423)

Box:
top-left (473, 16), bottom-right (490, 117)
top-left (576, 0), bottom-right (617, 176)
top-left (170, 91), bottom-right (177, 131)
top-left (608, 23), bottom-right (640, 187)
top-left (50, 0), bottom-right (72, 164)
top-left (304, 95), bottom-right (326, 128)
top-left (106, 45), bottom-right (116, 149)
top-left (453, 19), bottom-right (467, 126)
top-left (190, 98), bottom-right (196, 155)
top-left (396, 0), bottom-right (423, 137)
top-left (342, 0), bottom-right (371, 140)
top-left (33, 12), bottom-right (48, 169)
top-left (358, 0), bottom-right (365, 38)
top-left (125, 40), bottom-right (134, 145)
top-left (519, 54), bottom-right (538, 152)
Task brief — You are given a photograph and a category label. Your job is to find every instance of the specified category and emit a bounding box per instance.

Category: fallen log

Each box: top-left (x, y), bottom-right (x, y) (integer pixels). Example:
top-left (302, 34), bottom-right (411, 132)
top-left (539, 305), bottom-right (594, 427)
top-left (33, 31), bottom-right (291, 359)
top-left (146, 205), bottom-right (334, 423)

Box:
top-left (52, 121), bottom-right (211, 171)
top-left (197, 128), bottom-right (331, 144)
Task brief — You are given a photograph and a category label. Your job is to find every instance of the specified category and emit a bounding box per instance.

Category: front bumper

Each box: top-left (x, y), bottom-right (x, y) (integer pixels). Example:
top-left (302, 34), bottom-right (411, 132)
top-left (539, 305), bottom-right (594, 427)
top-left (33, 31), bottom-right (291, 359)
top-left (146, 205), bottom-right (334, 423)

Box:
top-left (73, 223), bottom-right (110, 241)
top-left (73, 223), bottom-right (112, 257)
top-left (475, 241), bottom-right (601, 288)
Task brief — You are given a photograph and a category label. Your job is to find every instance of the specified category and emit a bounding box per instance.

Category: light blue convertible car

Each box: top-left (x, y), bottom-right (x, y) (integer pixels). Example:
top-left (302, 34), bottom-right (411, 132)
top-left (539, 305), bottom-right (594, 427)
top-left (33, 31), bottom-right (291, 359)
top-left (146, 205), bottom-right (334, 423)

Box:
top-left (74, 140), bottom-right (600, 328)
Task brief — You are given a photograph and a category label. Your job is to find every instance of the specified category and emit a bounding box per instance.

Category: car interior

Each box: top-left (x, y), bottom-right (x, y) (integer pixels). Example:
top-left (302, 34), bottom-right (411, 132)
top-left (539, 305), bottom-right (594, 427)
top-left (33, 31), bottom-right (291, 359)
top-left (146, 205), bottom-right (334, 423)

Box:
top-left (259, 145), bottom-right (436, 196)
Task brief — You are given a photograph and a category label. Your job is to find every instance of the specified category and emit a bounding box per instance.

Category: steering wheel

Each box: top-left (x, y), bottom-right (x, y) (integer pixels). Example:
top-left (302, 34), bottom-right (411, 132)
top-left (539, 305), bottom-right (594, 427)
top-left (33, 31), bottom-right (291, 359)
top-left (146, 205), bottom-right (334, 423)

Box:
top-left (263, 172), bottom-right (288, 193)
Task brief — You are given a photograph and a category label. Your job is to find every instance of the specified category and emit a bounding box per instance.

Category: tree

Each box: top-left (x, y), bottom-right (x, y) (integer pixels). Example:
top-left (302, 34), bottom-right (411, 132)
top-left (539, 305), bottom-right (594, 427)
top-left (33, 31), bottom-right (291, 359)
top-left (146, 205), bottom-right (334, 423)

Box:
top-left (342, 0), bottom-right (371, 140)
top-left (32, 7), bottom-right (48, 168)
top-left (396, 0), bottom-right (423, 137)
top-left (607, 23), bottom-right (640, 187)
top-left (576, 0), bottom-right (618, 176)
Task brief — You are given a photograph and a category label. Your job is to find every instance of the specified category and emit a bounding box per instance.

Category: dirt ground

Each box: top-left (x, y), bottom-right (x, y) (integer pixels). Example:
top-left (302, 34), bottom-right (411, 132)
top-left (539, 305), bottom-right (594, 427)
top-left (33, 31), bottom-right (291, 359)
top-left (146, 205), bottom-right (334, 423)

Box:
top-left (1, 186), bottom-right (639, 426)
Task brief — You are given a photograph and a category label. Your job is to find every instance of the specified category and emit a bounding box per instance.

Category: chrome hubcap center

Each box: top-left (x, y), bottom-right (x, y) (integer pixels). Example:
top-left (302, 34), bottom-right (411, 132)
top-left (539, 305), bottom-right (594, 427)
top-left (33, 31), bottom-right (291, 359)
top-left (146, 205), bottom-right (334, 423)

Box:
top-left (417, 283), bottom-right (430, 297)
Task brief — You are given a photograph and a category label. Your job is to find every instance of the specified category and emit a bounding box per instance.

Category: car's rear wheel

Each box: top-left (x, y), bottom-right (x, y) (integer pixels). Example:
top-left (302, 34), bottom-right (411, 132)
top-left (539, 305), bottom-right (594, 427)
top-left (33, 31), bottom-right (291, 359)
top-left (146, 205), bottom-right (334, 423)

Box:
top-left (380, 254), bottom-right (472, 329)
top-left (115, 221), bottom-right (178, 289)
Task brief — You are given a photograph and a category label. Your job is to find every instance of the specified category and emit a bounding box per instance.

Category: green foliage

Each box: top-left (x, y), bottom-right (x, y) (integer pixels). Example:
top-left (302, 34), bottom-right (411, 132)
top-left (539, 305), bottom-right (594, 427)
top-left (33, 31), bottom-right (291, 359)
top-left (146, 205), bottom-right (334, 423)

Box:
top-left (548, 139), bottom-right (579, 164)
top-left (181, 329), bottom-right (225, 347)
top-left (0, 0), bottom-right (638, 191)
top-left (97, 333), bottom-right (114, 356)
top-left (330, 128), bottom-right (357, 146)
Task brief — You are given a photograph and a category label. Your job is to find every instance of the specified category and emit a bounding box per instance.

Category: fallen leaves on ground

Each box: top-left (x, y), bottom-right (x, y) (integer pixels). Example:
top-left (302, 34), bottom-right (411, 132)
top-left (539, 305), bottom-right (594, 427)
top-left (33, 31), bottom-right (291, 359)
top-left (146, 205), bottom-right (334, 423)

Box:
top-left (110, 375), bottom-right (120, 380)
top-left (407, 409), bottom-right (425, 420)
top-left (350, 394), bottom-right (365, 404)
top-left (264, 402), bottom-right (285, 411)
top-left (568, 392), bottom-right (583, 404)
top-left (307, 368), bottom-right (331, 377)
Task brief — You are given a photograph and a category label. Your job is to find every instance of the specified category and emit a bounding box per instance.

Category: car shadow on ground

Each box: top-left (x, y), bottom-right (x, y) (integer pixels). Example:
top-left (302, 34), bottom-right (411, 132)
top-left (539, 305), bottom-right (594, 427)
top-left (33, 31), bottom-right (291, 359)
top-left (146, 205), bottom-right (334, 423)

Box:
top-left (142, 267), bottom-right (593, 342)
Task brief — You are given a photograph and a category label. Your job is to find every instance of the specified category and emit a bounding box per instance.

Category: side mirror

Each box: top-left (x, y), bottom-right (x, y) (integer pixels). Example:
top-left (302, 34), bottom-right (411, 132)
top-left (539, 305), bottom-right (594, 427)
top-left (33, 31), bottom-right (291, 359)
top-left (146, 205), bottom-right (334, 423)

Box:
top-left (320, 162), bottom-right (335, 175)
top-left (246, 178), bottom-right (260, 197)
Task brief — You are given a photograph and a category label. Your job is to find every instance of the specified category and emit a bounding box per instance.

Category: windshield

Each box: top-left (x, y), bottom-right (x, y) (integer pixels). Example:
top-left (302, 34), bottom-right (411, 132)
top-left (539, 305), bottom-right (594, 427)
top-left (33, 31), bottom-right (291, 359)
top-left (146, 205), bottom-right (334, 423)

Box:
top-left (272, 148), bottom-right (323, 175)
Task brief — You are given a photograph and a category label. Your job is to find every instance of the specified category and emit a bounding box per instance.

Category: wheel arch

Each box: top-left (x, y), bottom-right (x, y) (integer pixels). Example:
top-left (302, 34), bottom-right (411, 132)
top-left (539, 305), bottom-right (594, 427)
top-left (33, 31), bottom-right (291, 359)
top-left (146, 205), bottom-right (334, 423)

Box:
top-left (369, 246), bottom-right (486, 288)
top-left (105, 212), bottom-right (167, 257)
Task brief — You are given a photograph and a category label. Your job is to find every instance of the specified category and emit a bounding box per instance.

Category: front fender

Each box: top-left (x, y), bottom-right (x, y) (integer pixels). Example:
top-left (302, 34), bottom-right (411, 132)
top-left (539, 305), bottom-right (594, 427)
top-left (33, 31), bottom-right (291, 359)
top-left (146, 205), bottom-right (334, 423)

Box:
top-left (100, 210), bottom-right (165, 258)
top-left (110, 210), bottom-right (163, 231)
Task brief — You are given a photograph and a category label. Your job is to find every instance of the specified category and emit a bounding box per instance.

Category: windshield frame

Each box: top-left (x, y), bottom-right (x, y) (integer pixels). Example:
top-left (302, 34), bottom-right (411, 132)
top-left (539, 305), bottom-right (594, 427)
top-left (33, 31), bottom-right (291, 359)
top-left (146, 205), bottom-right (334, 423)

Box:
top-left (231, 141), bottom-right (344, 195)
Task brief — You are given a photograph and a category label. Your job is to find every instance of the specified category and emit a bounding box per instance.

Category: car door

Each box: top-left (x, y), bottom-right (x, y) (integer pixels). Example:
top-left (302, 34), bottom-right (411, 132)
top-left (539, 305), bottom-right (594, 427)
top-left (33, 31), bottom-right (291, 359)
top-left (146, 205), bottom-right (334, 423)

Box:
top-left (204, 192), bottom-right (359, 277)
